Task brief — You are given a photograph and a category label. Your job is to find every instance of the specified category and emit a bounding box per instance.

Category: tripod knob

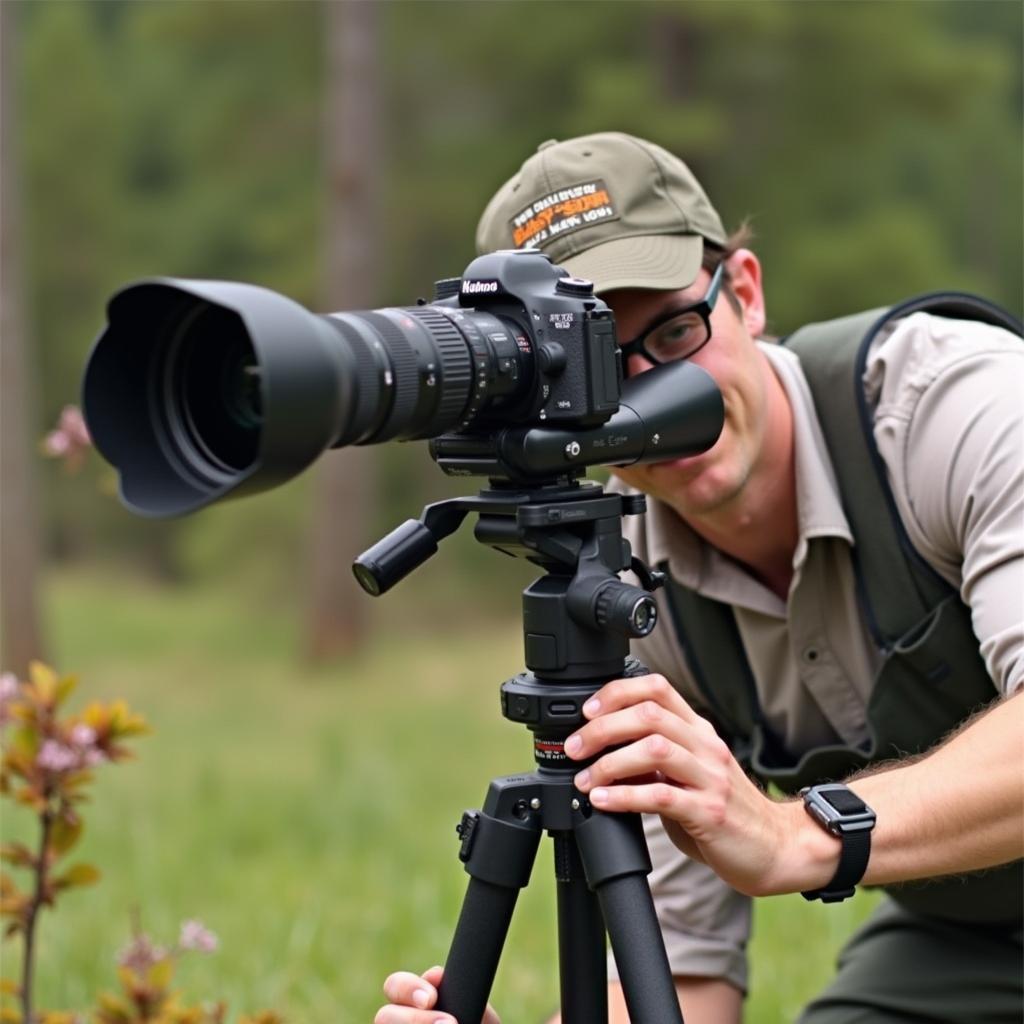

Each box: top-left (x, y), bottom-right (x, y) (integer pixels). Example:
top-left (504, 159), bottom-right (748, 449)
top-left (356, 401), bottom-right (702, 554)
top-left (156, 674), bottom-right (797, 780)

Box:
top-left (594, 581), bottom-right (658, 638)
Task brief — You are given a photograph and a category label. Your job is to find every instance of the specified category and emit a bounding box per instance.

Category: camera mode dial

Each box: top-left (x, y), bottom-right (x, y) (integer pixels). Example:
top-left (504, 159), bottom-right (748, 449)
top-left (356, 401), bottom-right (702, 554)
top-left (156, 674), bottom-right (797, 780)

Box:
top-left (555, 276), bottom-right (594, 297)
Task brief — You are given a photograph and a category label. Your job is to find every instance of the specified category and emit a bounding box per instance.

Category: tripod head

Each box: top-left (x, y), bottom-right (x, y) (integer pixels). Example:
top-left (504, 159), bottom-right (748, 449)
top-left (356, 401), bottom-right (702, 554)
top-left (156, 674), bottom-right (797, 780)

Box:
top-left (354, 478), bottom-right (666, 766)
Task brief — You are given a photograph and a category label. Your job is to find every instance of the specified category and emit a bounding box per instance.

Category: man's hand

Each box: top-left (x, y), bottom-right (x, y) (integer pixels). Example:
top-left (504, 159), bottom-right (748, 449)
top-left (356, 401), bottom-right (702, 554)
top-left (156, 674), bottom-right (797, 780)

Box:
top-left (565, 673), bottom-right (831, 897)
top-left (375, 966), bottom-right (500, 1024)
top-left (567, 674), bottom-right (1024, 896)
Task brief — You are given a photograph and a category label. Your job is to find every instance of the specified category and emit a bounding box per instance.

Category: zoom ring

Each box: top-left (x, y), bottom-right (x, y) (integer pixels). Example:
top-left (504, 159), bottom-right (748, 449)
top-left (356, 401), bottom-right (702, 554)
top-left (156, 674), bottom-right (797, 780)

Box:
top-left (407, 309), bottom-right (473, 429)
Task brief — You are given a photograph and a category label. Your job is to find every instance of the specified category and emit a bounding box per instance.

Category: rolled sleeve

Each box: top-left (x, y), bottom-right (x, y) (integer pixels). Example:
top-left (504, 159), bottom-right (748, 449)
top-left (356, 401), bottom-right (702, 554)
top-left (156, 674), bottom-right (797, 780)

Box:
top-left (607, 814), bottom-right (752, 994)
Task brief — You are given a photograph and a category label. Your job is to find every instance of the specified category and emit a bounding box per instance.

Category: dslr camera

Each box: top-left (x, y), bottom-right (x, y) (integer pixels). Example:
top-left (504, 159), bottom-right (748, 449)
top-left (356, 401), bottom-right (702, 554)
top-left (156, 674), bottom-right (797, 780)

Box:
top-left (83, 248), bottom-right (722, 518)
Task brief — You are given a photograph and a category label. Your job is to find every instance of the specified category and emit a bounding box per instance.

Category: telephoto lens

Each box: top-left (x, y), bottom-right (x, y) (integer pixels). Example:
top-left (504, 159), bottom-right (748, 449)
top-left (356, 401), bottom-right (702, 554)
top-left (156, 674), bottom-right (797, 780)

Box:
top-left (82, 276), bottom-right (535, 518)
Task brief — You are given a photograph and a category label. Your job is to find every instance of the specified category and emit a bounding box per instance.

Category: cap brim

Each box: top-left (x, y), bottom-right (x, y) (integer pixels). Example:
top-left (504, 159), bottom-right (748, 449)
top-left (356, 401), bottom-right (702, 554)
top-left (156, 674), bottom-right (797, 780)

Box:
top-left (557, 234), bottom-right (704, 294)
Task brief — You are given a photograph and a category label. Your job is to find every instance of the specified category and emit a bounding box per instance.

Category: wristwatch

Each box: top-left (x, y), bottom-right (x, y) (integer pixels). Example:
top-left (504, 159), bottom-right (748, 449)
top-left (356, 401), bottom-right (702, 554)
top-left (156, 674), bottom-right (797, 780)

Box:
top-left (799, 783), bottom-right (876, 903)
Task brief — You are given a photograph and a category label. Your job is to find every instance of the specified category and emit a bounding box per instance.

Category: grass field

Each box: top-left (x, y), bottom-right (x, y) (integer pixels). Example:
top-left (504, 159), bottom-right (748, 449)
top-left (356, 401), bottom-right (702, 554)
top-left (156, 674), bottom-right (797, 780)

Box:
top-left (2, 568), bottom-right (879, 1022)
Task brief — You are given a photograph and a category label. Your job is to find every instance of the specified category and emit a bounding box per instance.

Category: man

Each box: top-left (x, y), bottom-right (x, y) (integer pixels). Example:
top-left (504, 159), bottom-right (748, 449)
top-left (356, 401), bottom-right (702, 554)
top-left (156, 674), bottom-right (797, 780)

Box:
top-left (377, 132), bottom-right (1023, 1023)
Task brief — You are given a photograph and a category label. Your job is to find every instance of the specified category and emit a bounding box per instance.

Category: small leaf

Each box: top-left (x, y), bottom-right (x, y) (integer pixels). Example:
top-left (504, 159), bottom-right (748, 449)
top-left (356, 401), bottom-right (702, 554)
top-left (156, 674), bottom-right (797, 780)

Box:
top-left (54, 862), bottom-right (101, 889)
top-left (0, 844), bottom-right (34, 869)
top-left (0, 976), bottom-right (19, 996)
top-left (0, 1008), bottom-right (22, 1023)
top-left (81, 702), bottom-right (110, 732)
top-left (13, 787), bottom-right (47, 813)
top-left (60, 770), bottom-right (95, 794)
top-left (6, 728), bottom-right (40, 763)
top-left (49, 812), bottom-right (83, 857)
top-left (145, 956), bottom-right (174, 990)
top-left (54, 673), bottom-right (79, 706)
top-left (94, 990), bottom-right (133, 1024)
top-left (108, 701), bottom-right (149, 739)
top-left (27, 662), bottom-right (58, 704)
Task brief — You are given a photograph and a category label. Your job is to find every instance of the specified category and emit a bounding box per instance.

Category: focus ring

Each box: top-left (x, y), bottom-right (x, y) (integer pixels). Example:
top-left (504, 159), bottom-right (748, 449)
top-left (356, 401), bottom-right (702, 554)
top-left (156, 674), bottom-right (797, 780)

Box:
top-left (407, 309), bottom-right (473, 430)
top-left (360, 312), bottom-right (420, 442)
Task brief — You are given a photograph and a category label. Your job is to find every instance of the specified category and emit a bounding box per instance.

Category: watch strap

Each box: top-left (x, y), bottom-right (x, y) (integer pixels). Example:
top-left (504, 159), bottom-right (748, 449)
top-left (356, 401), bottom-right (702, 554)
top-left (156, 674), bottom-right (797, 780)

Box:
top-left (801, 817), bottom-right (872, 903)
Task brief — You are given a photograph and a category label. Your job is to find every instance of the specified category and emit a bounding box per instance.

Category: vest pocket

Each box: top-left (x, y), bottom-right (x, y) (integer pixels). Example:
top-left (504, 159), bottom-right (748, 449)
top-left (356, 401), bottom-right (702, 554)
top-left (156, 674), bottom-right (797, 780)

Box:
top-left (870, 595), bottom-right (997, 761)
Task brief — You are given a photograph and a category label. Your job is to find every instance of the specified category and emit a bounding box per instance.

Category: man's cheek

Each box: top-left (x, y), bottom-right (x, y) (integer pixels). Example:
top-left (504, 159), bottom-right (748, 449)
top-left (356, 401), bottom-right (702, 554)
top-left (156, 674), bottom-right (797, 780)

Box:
top-left (609, 465), bottom-right (651, 491)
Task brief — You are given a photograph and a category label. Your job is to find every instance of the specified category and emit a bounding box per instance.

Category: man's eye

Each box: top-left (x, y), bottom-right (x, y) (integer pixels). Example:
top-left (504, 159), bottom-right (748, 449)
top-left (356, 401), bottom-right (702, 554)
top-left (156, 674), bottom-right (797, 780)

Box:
top-left (649, 314), bottom-right (704, 356)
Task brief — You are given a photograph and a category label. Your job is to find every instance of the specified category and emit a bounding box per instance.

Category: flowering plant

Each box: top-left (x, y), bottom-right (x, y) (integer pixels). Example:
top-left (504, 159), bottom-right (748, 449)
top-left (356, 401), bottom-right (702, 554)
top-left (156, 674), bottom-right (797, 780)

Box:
top-left (0, 665), bottom-right (283, 1024)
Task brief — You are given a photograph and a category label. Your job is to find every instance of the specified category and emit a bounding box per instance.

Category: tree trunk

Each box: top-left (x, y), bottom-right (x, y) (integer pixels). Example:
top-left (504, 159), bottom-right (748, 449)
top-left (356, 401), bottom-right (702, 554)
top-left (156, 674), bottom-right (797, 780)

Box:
top-left (304, 0), bottom-right (381, 661)
top-left (0, 1), bottom-right (47, 677)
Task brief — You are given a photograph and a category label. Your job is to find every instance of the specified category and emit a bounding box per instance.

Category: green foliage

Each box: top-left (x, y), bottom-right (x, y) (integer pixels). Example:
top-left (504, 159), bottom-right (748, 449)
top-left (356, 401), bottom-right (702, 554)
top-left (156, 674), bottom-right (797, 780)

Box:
top-left (17, 0), bottom-right (1021, 593)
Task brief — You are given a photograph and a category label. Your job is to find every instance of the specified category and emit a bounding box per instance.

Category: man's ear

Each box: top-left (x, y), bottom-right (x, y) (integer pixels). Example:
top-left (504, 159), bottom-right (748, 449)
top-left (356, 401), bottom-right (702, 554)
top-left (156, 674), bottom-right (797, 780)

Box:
top-left (726, 248), bottom-right (766, 338)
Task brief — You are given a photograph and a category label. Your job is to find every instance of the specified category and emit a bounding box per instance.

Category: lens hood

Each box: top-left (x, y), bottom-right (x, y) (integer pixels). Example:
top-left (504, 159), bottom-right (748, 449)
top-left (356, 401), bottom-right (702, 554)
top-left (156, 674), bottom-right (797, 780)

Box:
top-left (82, 278), bottom-right (352, 517)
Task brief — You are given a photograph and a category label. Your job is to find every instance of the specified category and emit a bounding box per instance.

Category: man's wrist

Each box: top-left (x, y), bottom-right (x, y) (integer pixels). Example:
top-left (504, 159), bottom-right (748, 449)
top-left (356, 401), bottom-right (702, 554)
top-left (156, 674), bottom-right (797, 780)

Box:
top-left (771, 798), bottom-right (842, 895)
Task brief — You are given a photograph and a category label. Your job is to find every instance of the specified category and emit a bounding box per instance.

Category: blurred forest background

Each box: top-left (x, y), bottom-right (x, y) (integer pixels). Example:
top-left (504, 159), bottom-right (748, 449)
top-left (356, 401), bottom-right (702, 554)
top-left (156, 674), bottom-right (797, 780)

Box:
top-left (1, 1), bottom-right (1021, 1020)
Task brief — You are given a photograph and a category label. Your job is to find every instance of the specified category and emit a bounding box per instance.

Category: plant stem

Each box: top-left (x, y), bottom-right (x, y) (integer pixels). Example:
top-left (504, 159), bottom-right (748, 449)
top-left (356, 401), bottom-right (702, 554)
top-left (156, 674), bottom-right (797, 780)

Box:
top-left (21, 805), bottom-right (52, 1024)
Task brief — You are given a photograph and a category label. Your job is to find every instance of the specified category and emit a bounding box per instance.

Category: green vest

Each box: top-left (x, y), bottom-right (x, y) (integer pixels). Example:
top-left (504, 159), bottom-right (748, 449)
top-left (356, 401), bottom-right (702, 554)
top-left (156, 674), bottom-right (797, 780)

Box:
top-left (661, 293), bottom-right (1023, 926)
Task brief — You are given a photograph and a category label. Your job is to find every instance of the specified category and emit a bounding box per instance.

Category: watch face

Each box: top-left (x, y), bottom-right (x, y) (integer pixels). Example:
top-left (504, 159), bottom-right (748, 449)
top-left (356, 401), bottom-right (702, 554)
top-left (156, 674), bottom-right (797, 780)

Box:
top-left (821, 788), bottom-right (867, 815)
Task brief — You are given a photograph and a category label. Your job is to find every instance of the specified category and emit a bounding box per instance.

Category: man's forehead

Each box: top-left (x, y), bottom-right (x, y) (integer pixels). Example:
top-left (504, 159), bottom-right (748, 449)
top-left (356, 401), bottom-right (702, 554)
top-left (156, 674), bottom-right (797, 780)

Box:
top-left (603, 280), bottom-right (704, 320)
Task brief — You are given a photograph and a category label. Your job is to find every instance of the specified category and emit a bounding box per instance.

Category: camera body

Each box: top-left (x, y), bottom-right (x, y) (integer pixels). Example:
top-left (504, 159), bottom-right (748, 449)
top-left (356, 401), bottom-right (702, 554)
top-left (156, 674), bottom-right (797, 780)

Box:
top-left (433, 249), bottom-right (621, 429)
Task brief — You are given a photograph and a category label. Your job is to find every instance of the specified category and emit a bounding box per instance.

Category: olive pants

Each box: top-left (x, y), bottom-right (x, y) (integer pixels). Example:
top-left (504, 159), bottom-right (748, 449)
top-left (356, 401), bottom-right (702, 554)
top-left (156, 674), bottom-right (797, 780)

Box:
top-left (798, 900), bottom-right (1023, 1024)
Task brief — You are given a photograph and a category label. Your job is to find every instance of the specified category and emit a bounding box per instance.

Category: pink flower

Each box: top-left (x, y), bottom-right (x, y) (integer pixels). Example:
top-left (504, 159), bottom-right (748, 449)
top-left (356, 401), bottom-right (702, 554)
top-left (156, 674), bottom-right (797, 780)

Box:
top-left (36, 739), bottom-right (79, 773)
top-left (179, 918), bottom-right (219, 954)
top-left (42, 406), bottom-right (92, 472)
top-left (44, 432), bottom-right (70, 456)
top-left (117, 931), bottom-right (168, 973)
top-left (70, 723), bottom-right (97, 747)
top-left (0, 672), bottom-right (20, 727)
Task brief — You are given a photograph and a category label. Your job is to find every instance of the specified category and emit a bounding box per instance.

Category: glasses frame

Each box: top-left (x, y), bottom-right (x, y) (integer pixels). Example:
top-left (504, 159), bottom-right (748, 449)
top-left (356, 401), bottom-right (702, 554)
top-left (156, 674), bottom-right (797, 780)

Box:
top-left (618, 260), bottom-right (725, 374)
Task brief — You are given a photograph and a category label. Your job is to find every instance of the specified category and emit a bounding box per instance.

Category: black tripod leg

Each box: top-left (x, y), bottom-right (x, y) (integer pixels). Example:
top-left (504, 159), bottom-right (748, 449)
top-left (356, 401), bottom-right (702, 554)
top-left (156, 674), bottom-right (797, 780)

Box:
top-left (437, 876), bottom-right (523, 1022)
top-left (576, 811), bottom-right (685, 1024)
top-left (554, 834), bottom-right (609, 1024)
top-left (436, 796), bottom-right (542, 1022)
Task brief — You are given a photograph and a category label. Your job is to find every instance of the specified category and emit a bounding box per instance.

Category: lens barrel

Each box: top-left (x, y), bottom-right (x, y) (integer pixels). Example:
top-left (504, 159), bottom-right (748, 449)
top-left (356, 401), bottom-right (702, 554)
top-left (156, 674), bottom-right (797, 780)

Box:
top-left (83, 279), bottom-right (532, 517)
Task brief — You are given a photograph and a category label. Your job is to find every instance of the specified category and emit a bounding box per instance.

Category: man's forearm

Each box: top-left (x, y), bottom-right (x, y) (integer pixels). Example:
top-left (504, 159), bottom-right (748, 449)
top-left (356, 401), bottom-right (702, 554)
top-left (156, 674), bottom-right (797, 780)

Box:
top-left (786, 690), bottom-right (1024, 893)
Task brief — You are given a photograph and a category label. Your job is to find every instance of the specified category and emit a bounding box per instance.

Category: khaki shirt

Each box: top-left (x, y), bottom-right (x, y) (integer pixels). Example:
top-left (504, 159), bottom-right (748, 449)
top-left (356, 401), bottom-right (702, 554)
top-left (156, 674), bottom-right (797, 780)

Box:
top-left (608, 313), bottom-right (1024, 992)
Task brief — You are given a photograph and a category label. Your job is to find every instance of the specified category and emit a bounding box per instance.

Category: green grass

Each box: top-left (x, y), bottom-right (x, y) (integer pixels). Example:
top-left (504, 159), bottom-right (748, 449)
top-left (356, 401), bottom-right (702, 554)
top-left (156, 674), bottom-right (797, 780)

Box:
top-left (1, 568), bottom-right (878, 1022)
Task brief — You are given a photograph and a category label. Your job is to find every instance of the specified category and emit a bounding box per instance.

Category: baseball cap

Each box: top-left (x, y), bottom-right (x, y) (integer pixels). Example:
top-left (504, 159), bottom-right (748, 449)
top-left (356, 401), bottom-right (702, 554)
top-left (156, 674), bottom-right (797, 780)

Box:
top-left (475, 132), bottom-right (727, 294)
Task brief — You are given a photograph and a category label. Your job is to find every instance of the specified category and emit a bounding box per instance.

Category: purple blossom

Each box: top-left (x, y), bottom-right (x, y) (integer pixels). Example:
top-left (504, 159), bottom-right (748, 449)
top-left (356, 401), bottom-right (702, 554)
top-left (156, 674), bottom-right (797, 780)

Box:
top-left (42, 405), bottom-right (92, 471)
top-left (0, 672), bottom-right (20, 727)
top-left (179, 918), bottom-right (219, 954)
top-left (68, 722), bottom-right (107, 766)
top-left (117, 931), bottom-right (169, 973)
top-left (36, 739), bottom-right (80, 773)
top-left (70, 723), bottom-right (97, 747)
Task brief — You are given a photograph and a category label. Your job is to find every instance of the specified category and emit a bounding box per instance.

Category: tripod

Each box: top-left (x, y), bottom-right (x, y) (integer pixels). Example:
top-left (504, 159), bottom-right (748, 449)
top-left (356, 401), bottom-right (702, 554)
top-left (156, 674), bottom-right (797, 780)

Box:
top-left (356, 480), bottom-right (687, 1024)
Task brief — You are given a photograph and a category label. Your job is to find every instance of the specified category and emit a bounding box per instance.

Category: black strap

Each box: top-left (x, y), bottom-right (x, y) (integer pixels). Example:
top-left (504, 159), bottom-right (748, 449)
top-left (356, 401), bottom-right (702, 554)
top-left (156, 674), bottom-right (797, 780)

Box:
top-left (801, 828), bottom-right (872, 904)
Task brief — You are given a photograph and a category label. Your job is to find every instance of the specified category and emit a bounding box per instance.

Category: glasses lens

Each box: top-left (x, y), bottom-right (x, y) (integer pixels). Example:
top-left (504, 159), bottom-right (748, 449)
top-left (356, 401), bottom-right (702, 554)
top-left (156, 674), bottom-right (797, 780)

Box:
top-left (645, 311), bottom-right (708, 362)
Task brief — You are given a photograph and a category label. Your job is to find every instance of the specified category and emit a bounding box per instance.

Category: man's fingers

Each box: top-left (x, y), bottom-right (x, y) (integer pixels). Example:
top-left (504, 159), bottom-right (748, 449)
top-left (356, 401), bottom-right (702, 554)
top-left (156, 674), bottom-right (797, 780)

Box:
top-left (583, 674), bottom-right (698, 722)
top-left (566, 702), bottom-right (700, 761)
top-left (382, 971), bottom-right (436, 1008)
top-left (378, 967), bottom-right (499, 1024)
top-left (378, 970), bottom-right (457, 1022)
top-left (575, 736), bottom-right (708, 792)
top-left (586, 779), bottom-right (699, 822)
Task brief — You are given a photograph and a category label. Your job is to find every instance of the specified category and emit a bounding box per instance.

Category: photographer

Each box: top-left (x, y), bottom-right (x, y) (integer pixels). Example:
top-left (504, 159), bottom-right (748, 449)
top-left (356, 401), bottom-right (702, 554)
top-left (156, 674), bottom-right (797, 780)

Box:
top-left (377, 132), bottom-right (1023, 1024)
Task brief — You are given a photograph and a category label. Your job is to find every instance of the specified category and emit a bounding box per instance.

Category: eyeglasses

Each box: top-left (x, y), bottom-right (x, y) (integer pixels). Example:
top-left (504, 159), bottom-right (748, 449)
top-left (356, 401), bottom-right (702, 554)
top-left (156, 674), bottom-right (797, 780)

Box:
top-left (618, 261), bottom-right (724, 376)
